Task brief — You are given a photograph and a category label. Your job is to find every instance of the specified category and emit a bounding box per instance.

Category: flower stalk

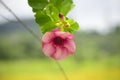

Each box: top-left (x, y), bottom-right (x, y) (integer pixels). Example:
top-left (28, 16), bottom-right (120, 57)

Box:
top-left (55, 13), bottom-right (71, 31)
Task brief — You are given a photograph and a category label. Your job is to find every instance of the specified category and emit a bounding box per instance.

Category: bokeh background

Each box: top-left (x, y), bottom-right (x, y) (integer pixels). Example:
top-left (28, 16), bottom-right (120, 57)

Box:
top-left (0, 0), bottom-right (120, 80)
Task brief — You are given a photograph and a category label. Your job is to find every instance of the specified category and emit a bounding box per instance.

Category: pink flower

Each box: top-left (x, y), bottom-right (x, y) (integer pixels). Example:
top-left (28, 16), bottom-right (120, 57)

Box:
top-left (42, 29), bottom-right (76, 60)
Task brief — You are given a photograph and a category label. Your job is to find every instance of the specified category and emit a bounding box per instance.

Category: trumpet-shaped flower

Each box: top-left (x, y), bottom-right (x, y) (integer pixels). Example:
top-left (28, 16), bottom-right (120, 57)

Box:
top-left (42, 29), bottom-right (76, 60)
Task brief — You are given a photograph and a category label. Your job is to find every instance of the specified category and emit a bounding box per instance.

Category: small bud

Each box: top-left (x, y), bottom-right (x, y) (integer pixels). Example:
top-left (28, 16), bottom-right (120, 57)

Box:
top-left (59, 13), bottom-right (64, 19)
top-left (65, 23), bottom-right (70, 28)
top-left (55, 23), bottom-right (60, 27)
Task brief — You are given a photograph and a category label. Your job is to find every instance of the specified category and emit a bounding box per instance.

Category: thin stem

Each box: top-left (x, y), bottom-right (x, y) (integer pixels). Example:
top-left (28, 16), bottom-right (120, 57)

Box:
top-left (0, 0), bottom-right (41, 42)
top-left (0, 1), bottom-right (69, 80)
top-left (55, 60), bottom-right (69, 80)
top-left (0, 14), bottom-right (15, 23)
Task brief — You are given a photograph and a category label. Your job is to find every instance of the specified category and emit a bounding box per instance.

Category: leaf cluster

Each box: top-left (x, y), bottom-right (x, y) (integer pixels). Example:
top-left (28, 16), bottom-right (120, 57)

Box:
top-left (28, 0), bottom-right (79, 33)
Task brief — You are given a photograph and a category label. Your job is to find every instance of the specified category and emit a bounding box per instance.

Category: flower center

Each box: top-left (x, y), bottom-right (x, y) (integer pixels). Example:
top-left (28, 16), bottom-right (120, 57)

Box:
top-left (53, 37), bottom-right (64, 45)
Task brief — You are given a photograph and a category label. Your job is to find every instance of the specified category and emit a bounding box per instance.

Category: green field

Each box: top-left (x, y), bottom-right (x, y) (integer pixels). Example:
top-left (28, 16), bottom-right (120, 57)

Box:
top-left (0, 59), bottom-right (120, 80)
top-left (0, 25), bottom-right (120, 80)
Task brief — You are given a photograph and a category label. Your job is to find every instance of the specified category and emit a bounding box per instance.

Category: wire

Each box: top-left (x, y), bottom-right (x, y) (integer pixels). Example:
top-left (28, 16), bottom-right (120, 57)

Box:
top-left (0, 0), bottom-right (69, 80)
top-left (0, 0), bottom-right (41, 42)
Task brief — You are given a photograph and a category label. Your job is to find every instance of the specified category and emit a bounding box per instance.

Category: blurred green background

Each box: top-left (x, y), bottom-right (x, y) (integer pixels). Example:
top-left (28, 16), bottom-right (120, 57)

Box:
top-left (0, 19), bottom-right (120, 80)
top-left (0, 0), bottom-right (120, 80)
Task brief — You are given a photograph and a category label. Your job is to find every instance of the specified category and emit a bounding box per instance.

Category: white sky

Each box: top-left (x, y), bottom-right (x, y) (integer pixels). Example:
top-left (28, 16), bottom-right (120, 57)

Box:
top-left (0, 0), bottom-right (120, 33)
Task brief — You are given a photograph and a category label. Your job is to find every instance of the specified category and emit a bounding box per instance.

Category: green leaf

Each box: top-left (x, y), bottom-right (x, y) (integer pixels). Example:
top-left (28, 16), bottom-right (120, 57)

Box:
top-left (67, 19), bottom-right (79, 30)
top-left (53, 0), bottom-right (74, 15)
top-left (28, 0), bottom-right (48, 10)
top-left (64, 27), bottom-right (74, 33)
top-left (41, 21), bottom-right (56, 34)
top-left (45, 4), bottom-right (59, 22)
top-left (28, 0), bottom-right (79, 34)
top-left (35, 10), bottom-right (57, 33)
top-left (35, 11), bottom-right (51, 26)
top-left (71, 22), bottom-right (79, 30)
top-left (60, 0), bottom-right (74, 15)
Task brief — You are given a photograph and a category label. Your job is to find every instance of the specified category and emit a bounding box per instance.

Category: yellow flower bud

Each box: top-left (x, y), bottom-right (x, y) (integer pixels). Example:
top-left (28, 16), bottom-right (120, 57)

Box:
top-left (65, 23), bottom-right (70, 28)
top-left (55, 23), bottom-right (60, 27)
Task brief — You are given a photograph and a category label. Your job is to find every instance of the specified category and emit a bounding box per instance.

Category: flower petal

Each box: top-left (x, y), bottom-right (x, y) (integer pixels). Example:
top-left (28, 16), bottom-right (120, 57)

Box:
top-left (52, 28), bottom-right (60, 32)
top-left (55, 31), bottom-right (73, 39)
top-left (42, 29), bottom-right (76, 60)
top-left (42, 42), bottom-right (55, 57)
top-left (64, 40), bottom-right (76, 54)
top-left (42, 32), bottom-right (55, 43)
top-left (51, 47), bottom-right (68, 60)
